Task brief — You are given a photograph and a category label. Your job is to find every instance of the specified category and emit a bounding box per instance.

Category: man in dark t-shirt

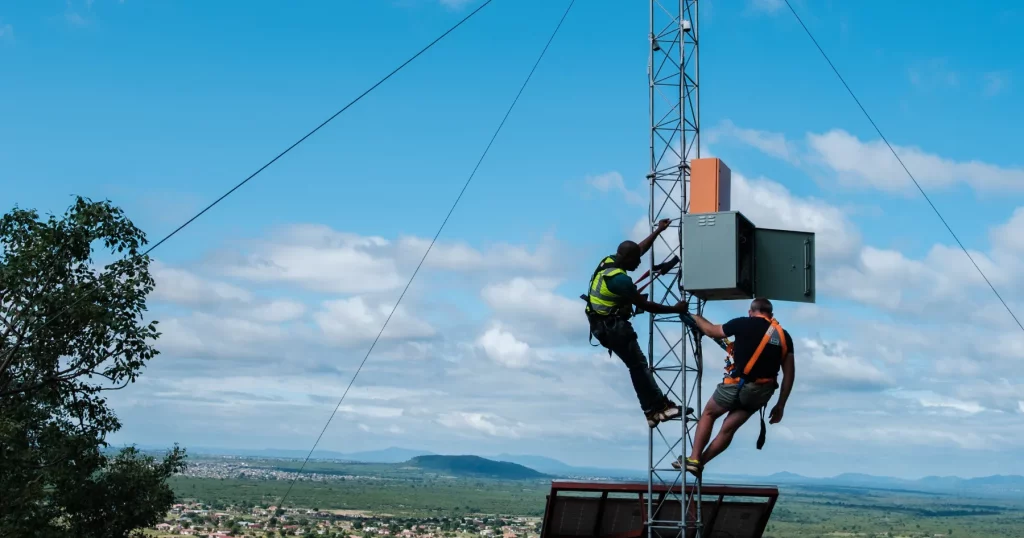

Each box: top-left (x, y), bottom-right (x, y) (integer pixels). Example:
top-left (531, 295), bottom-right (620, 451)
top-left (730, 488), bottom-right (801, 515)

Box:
top-left (672, 298), bottom-right (796, 476)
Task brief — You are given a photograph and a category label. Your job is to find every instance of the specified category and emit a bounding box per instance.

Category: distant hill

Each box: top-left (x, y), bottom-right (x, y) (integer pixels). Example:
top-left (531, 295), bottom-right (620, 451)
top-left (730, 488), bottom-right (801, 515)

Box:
top-left (407, 455), bottom-right (550, 480)
top-left (135, 444), bottom-right (1024, 498)
top-left (492, 453), bottom-right (644, 480)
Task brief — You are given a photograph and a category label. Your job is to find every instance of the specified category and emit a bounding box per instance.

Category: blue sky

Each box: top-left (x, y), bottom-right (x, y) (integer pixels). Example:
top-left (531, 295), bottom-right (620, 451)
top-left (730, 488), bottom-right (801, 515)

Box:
top-left (3, 0), bottom-right (1024, 480)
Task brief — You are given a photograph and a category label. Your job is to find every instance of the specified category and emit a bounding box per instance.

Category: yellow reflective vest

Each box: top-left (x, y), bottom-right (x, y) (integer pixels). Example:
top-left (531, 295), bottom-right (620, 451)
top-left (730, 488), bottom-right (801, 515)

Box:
top-left (586, 256), bottom-right (632, 317)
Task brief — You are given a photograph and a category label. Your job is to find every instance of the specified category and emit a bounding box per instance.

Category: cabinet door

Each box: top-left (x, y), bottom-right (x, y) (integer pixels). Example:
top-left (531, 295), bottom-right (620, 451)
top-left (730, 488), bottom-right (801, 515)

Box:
top-left (753, 228), bottom-right (815, 303)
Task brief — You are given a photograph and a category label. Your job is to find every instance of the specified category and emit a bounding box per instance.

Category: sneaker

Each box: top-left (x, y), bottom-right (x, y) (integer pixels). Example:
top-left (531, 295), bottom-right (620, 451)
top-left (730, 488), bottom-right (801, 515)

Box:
top-left (671, 457), bottom-right (702, 476)
top-left (645, 400), bottom-right (693, 427)
top-left (645, 408), bottom-right (662, 428)
top-left (657, 401), bottom-right (683, 422)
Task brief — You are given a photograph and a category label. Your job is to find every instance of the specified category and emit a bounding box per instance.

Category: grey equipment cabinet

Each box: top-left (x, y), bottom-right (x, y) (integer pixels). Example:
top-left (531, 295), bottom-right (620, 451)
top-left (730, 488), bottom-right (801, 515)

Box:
top-left (682, 211), bottom-right (816, 303)
top-left (682, 211), bottom-right (756, 300)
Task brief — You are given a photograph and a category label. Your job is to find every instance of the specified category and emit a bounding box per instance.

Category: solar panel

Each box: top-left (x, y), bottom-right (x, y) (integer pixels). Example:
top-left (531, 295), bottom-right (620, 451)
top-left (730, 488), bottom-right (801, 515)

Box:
top-left (540, 481), bottom-right (778, 538)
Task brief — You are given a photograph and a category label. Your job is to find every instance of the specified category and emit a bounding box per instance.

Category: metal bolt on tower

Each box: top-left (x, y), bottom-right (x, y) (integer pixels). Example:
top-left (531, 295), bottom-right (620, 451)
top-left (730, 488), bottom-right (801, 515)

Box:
top-left (646, 1), bottom-right (701, 538)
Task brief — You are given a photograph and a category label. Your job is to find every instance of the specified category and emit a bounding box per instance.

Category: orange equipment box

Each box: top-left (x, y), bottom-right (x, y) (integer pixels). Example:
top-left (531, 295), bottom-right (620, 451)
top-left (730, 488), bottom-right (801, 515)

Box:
top-left (690, 157), bottom-right (731, 214)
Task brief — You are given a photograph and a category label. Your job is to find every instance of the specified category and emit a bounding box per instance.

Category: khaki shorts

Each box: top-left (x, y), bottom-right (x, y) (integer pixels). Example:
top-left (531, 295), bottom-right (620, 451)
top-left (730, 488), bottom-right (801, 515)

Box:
top-left (712, 381), bottom-right (776, 413)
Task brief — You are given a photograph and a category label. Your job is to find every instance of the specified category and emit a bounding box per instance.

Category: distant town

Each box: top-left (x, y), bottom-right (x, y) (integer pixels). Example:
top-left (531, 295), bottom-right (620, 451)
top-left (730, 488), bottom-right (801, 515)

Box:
top-left (149, 501), bottom-right (540, 538)
top-left (178, 459), bottom-right (395, 484)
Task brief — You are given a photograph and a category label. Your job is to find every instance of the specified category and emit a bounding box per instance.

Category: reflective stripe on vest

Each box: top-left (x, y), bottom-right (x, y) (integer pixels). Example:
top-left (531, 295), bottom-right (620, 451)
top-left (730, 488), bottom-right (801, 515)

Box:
top-left (587, 256), bottom-right (627, 316)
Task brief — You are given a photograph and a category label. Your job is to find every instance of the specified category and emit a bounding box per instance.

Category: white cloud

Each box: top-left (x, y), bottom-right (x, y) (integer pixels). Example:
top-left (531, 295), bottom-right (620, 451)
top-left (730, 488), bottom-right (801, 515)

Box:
top-left (218, 225), bottom-right (405, 294)
top-left (841, 427), bottom-right (991, 451)
top-left (711, 120), bottom-right (1024, 194)
top-left (241, 299), bottom-right (307, 323)
top-left (313, 296), bottom-right (435, 347)
top-left (157, 312), bottom-right (291, 361)
top-left (151, 261), bottom-right (253, 306)
top-left (771, 425), bottom-right (814, 443)
top-left (586, 171), bottom-right (645, 206)
top-left (480, 277), bottom-right (587, 340)
top-left (475, 324), bottom-right (531, 368)
top-left (436, 411), bottom-right (523, 439)
top-left (215, 225), bottom-right (556, 294)
top-left (990, 206), bottom-right (1024, 253)
top-left (821, 241), bottom-right (1016, 318)
top-left (337, 404), bottom-right (404, 419)
top-left (807, 129), bottom-right (1024, 193)
top-left (0, 22), bottom-right (13, 42)
top-left (892, 390), bottom-right (985, 415)
top-left (798, 338), bottom-right (894, 391)
top-left (707, 120), bottom-right (798, 164)
top-left (395, 235), bottom-right (556, 273)
top-left (954, 379), bottom-right (1024, 415)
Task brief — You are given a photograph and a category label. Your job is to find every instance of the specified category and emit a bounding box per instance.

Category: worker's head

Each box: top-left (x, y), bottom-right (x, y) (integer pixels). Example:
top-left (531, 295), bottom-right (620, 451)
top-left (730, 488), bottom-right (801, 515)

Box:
top-left (749, 297), bottom-right (773, 318)
top-left (616, 240), bottom-right (642, 271)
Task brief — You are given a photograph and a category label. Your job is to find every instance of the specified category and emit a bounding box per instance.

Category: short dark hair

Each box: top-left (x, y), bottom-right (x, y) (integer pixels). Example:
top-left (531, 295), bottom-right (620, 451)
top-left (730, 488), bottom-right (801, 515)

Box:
top-left (750, 297), bottom-right (773, 316)
top-left (617, 240), bottom-right (640, 259)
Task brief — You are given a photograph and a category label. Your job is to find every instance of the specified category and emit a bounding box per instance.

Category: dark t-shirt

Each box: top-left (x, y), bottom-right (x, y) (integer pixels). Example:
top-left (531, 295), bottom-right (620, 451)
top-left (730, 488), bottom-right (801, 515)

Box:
top-left (722, 316), bottom-right (793, 380)
top-left (605, 272), bottom-right (638, 299)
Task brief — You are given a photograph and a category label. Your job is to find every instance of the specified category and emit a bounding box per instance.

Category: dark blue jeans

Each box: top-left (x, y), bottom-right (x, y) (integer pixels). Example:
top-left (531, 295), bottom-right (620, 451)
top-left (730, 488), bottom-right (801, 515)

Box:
top-left (589, 315), bottom-right (666, 414)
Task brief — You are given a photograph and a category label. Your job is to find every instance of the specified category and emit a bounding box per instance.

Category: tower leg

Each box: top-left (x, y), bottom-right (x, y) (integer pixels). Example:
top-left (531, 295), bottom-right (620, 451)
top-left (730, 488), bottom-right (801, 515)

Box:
top-left (647, 1), bottom-right (701, 538)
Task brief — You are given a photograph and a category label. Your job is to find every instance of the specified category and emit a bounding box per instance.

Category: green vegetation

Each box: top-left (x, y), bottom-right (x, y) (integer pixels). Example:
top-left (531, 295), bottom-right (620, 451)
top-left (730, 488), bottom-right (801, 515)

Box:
top-left (0, 198), bottom-right (185, 538)
top-left (762, 485), bottom-right (1024, 537)
top-left (170, 475), bottom-right (550, 517)
top-left (241, 458), bottom-right (405, 478)
top-left (168, 456), bottom-right (1024, 537)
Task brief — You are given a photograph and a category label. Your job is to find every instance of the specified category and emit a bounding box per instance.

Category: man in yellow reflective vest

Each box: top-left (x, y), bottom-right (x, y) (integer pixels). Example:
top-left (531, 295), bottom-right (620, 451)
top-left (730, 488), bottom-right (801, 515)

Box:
top-left (673, 297), bottom-right (795, 476)
top-left (585, 218), bottom-right (691, 428)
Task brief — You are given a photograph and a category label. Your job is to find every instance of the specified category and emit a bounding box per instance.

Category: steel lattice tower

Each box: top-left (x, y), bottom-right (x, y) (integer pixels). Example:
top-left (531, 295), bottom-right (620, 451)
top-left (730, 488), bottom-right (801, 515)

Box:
top-left (646, 1), bottom-right (701, 538)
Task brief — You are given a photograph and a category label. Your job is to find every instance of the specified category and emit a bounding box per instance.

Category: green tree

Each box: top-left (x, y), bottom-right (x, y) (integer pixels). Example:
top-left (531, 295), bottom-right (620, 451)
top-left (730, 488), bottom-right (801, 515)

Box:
top-left (0, 197), bottom-right (186, 538)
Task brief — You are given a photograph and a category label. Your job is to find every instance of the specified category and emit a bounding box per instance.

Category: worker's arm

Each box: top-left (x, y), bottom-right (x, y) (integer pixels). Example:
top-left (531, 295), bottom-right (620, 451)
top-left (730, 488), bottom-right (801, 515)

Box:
top-left (769, 351), bottom-right (795, 424)
top-left (637, 218), bottom-right (671, 256)
top-left (689, 313), bottom-right (726, 339)
top-left (630, 294), bottom-right (687, 314)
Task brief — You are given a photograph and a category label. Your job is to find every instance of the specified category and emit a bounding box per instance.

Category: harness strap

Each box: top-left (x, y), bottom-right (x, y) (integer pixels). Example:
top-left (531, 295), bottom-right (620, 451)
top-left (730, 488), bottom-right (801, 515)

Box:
top-left (741, 316), bottom-right (786, 379)
top-left (757, 407), bottom-right (767, 450)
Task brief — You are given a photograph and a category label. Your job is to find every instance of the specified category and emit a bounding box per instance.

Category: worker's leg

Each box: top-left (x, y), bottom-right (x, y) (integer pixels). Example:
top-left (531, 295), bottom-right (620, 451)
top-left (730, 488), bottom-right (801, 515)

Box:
top-left (701, 407), bottom-right (755, 465)
top-left (674, 383), bottom-right (736, 474)
top-left (592, 318), bottom-right (665, 414)
top-left (702, 382), bottom-right (775, 465)
top-left (689, 397), bottom-right (729, 462)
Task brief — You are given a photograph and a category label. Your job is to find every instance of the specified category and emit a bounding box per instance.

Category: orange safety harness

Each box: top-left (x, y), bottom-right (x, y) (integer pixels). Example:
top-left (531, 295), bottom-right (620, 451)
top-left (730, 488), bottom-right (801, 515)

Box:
top-left (723, 314), bottom-right (787, 388)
